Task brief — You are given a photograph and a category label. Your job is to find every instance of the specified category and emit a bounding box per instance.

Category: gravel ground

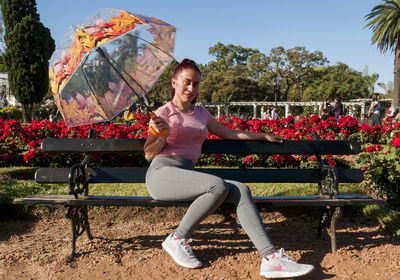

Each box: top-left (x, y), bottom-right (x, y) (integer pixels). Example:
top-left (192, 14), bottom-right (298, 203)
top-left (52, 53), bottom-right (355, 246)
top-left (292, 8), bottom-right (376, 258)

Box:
top-left (1, 206), bottom-right (399, 280)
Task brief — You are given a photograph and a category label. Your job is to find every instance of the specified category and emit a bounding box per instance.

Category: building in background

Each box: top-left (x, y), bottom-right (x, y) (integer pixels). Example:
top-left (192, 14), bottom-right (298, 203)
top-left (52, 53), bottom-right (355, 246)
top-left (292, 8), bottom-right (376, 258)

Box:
top-left (0, 73), bottom-right (20, 107)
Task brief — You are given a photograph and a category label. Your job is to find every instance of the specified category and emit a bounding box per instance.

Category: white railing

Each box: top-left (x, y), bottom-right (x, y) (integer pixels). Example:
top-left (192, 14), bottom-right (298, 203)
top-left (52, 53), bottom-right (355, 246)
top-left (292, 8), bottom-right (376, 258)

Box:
top-left (197, 99), bottom-right (394, 119)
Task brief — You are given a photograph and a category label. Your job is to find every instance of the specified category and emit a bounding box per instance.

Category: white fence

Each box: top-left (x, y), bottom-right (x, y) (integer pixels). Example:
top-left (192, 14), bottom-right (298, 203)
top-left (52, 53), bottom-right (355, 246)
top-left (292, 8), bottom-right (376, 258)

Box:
top-left (198, 99), bottom-right (394, 120)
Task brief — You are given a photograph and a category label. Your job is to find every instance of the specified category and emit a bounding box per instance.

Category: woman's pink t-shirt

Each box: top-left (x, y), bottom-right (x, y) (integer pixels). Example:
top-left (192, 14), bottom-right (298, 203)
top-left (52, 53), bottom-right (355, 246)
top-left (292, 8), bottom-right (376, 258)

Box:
top-left (152, 102), bottom-right (214, 164)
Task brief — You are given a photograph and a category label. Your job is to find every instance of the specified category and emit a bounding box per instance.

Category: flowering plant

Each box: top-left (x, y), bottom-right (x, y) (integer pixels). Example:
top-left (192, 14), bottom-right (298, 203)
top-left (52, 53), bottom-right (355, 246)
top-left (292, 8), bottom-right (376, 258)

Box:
top-left (1, 113), bottom-right (400, 208)
top-left (358, 132), bottom-right (400, 209)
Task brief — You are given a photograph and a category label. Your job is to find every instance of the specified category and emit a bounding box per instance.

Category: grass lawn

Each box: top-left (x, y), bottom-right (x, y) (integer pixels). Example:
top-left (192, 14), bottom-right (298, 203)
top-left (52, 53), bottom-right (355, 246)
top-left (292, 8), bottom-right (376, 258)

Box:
top-left (2, 166), bottom-right (398, 235)
top-left (0, 166), bottom-right (364, 202)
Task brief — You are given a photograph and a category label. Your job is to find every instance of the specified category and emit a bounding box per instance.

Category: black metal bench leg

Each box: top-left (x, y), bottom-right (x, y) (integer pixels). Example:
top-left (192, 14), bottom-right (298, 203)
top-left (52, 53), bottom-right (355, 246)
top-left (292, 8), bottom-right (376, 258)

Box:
top-left (327, 207), bottom-right (342, 253)
top-left (82, 206), bottom-right (93, 240)
top-left (317, 206), bottom-right (342, 253)
top-left (65, 206), bottom-right (93, 258)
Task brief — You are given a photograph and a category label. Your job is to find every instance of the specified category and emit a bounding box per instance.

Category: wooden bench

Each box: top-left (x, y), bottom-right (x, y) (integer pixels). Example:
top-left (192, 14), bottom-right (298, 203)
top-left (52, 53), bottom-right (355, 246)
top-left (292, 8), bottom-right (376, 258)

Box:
top-left (13, 131), bottom-right (386, 258)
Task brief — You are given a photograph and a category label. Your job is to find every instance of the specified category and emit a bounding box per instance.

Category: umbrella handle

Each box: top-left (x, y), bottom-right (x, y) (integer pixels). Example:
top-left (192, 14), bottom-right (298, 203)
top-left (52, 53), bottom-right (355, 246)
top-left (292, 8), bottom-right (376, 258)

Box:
top-left (149, 126), bottom-right (167, 137)
top-left (149, 112), bottom-right (168, 138)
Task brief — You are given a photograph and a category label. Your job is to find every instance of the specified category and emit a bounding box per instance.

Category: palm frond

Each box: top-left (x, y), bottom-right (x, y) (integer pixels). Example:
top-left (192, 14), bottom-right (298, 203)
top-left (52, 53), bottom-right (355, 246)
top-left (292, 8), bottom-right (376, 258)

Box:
top-left (364, 0), bottom-right (400, 54)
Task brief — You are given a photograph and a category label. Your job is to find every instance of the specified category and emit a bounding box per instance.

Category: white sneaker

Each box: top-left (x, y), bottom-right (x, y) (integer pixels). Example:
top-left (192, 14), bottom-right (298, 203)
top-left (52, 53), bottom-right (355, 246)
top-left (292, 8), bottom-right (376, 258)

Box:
top-left (260, 248), bottom-right (315, 279)
top-left (162, 233), bottom-right (202, 269)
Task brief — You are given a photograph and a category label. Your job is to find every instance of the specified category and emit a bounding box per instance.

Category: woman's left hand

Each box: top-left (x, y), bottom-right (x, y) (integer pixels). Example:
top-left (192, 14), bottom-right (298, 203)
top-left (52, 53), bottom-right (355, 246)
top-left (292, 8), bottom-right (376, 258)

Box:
top-left (266, 134), bottom-right (284, 143)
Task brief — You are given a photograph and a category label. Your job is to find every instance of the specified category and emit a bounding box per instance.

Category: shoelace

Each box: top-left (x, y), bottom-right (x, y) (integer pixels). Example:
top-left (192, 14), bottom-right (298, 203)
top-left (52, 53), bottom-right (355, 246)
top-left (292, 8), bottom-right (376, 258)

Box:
top-left (177, 238), bottom-right (194, 255)
top-left (277, 248), bottom-right (296, 263)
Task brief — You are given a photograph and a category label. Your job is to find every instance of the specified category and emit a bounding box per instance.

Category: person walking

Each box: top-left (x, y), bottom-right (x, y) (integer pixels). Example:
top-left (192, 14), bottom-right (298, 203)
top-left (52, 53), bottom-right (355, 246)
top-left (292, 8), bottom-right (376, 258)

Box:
top-left (368, 93), bottom-right (382, 127)
top-left (144, 59), bottom-right (314, 279)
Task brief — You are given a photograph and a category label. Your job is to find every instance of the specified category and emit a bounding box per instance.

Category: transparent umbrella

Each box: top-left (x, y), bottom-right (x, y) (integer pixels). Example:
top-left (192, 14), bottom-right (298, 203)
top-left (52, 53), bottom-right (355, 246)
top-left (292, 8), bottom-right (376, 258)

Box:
top-left (49, 8), bottom-right (176, 128)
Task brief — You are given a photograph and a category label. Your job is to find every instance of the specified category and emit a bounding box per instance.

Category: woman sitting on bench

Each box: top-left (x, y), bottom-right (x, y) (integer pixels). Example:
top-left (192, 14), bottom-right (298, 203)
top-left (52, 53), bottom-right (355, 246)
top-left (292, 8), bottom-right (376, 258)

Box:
top-left (143, 59), bottom-right (314, 279)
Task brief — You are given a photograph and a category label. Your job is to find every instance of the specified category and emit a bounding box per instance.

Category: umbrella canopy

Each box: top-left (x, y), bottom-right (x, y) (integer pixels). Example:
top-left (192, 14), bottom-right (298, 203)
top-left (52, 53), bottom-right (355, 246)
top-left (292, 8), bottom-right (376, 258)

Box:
top-left (49, 8), bottom-right (176, 127)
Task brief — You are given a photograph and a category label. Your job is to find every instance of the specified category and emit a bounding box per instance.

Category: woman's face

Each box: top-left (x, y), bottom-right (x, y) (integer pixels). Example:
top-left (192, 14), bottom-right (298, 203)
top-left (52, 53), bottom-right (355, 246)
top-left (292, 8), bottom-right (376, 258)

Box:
top-left (171, 68), bottom-right (201, 104)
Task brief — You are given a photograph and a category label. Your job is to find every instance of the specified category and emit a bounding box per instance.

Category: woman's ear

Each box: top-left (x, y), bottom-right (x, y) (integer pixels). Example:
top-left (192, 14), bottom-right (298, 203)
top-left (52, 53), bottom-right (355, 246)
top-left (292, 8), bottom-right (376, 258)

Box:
top-left (171, 77), bottom-right (176, 89)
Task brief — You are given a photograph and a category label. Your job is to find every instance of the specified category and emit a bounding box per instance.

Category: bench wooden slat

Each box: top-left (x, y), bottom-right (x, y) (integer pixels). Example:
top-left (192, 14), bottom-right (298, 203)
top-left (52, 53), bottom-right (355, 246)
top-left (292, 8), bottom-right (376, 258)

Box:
top-left (41, 138), bottom-right (146, 153)
top-left (13, 194), bottom-right (386, 207)
top-left (41, 138), bottom-right (361, 155)
top-left (201, 139), bottom-right (361, 154)
top-left (35, 167), bottom-right (364, 184)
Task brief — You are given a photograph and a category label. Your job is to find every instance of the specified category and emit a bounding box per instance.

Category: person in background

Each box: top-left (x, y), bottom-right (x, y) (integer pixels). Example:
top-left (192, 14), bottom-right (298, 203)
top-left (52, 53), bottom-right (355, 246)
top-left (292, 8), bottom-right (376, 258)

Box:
top-left (368, 93), bottom-right (382, 127)
top-left (330, 97), bottom-right (343, 121)
top-left (320, 100), bottom-right (331, 121)
top-left (271, 107), bottom-right (278, 119)
top-left (144, 59), bottom-right (315, 279)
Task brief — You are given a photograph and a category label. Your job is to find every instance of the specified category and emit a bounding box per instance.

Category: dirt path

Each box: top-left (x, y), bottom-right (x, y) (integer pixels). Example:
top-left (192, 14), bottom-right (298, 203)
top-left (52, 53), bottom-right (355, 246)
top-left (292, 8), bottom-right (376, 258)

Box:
top-left (1, 207), bottom-right (399, 280)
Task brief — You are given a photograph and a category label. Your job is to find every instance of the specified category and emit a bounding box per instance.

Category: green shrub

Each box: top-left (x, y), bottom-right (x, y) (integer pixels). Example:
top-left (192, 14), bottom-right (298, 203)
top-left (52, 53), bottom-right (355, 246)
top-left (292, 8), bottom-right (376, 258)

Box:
top-left (358, 145), bottom-right (400, 209)
top-left (0, 106), bottom-right (22, 121)
top-left (363, 204), bottom-right (400, 235)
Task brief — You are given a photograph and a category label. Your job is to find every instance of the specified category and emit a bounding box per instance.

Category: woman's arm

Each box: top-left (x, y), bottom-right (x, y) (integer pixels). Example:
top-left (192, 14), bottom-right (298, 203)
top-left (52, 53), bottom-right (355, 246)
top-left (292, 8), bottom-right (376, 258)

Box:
top-left (368, 102), bottom-right (377, 117)
top-left (144, 115), bottom-right (170, 161)
top-left (207, 118), bottom-right (283, 143)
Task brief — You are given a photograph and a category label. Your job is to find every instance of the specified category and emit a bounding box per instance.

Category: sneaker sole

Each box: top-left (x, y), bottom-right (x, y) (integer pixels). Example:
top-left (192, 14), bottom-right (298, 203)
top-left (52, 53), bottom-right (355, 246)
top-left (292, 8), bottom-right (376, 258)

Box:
top-left (260, 266), bottom-right (314, 278)
top-left (162, 240), bottom-right (202, 269)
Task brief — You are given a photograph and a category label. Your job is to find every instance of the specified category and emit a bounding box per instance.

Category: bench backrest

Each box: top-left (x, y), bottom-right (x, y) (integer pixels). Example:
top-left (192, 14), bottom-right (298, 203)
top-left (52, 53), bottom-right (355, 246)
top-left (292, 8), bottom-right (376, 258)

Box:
top-left (41, 138), bottom-right (361, 155)
top-left (36, 138), bottom-right (363, 183)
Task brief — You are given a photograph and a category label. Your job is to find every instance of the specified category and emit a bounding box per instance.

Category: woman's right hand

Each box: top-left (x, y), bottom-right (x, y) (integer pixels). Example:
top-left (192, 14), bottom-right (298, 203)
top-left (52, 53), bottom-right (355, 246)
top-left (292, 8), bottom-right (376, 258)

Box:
top-left (150, 113), bottom-right (170, 139)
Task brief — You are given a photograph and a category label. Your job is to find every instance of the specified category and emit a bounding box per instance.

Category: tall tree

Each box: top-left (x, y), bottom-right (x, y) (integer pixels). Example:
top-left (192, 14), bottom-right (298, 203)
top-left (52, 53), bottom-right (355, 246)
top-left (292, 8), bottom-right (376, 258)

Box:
top-left (365, 0), bottom-right (400, 108)
top-left (203, 43), bottom-right (267, 102)
top-left (1, 0), bottom-right (55, 122)
top-left (257, 46), bottom-right (328, 101)
top-left (303, 63), bottom-right (369, 101)
top-left (0, 0), bottom-right (39, 34)
top-left (208, 42), bottom-right (260, 71)
top-left (200, 67), bottom-right (268, 103)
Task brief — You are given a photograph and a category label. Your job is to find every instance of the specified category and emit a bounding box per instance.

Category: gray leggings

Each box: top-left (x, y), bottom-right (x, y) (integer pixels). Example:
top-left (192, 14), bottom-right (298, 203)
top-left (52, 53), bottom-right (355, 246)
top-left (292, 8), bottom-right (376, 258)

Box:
top-left (145, 156), bottom-right (276, 257)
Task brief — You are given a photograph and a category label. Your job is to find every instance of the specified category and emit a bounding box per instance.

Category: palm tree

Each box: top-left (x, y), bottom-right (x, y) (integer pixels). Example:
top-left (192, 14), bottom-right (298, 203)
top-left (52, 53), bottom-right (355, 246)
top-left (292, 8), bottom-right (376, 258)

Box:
top-left (365, 0), bottom-right (400, 108)
top-left (378, 81), bottom-right (394, 98)
top-left (365, 73), bottom-right (380, 97)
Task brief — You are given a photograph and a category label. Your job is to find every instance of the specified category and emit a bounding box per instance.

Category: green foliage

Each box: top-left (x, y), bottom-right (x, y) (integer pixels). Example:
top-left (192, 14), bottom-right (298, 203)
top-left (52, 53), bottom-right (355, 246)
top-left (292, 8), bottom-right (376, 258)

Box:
top-left (1, 0), bottom-right (55, 122)
top-left (3, 16), bottom-right (55, 122)
top-left (33, 101), bottom-right (53, 120)
top-left (200, 67), bottom-right (268, 103)
top-left (0, 0), bottom-right (39, 35)
top-left (148, 60), bottom-right (177, 105)
top-left (363, 204), bottom-right (400, 235)
top-left (260, 46), bottom-right (329, 102)
top-left (0, 63), bottom-right (7, 72)
top-left (303, 63), bottom-right (370, 101)
top-left (358, 145), bottom-right (400, 209)
top-left (147, 42), bottom-right (378, 104)
top-left (201, 43), bottom-right (269, 103)
top-left (0, 105), bottom-right (22, 120)
top-left (364, 0), bottom-right (400, 54)
top-left (364, 0), bottom-right (400, 108)
top-left (208, 42), bottom-right (260, 71)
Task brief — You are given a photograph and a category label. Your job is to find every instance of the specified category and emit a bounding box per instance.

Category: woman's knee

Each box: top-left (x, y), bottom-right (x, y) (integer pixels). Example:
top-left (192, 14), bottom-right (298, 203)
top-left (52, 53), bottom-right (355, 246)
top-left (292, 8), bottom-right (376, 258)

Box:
top-left (235, 182), bottom-right (252, 197)
top-left (227, 181), bottom-right (252, 204)
top-left (208, 177), bottom-right (229, 199)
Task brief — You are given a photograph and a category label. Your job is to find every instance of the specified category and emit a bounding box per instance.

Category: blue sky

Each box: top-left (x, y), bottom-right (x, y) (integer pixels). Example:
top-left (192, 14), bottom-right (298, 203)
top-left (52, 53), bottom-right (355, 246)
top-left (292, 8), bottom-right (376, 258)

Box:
top-left (37, 0), bottom-right (393, 88)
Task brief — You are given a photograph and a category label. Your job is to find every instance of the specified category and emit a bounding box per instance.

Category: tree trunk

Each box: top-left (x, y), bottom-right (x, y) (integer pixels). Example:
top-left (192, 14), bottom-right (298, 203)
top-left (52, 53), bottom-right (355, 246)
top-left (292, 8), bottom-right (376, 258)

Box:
top-left (21, 103), bottom-right (33, 123)
top-left (393, 37), bottom-right (400, 108)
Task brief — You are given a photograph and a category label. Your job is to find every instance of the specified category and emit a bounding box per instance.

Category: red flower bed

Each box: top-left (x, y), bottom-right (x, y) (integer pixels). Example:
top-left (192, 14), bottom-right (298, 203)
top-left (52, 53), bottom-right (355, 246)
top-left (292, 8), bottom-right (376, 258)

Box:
top-left (0, 114), bottom-right (399, 168)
